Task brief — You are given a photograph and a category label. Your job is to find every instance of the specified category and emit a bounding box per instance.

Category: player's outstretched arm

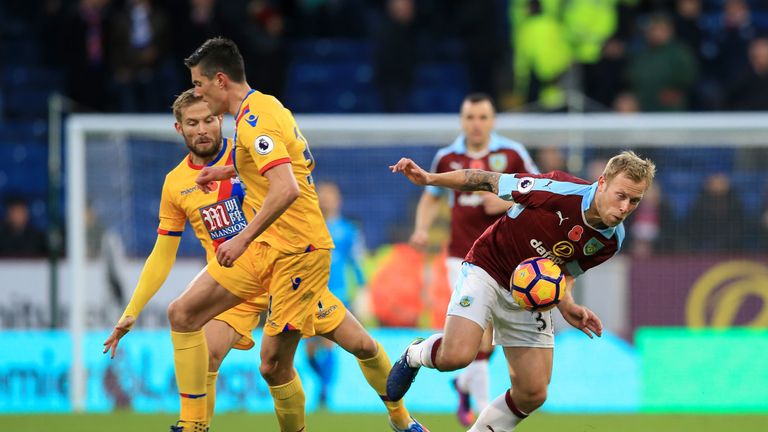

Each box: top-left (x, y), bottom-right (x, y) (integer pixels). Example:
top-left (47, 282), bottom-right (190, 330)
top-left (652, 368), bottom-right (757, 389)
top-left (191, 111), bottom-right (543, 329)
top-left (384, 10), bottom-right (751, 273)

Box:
top-left (390, 158), bottom-right (501, 193)
top-left (556, 277), bottom-right (603, 339)
top-left (196, 165), bottom-right (237, 192)
top-left (102, 234), bottom-right (181, 358)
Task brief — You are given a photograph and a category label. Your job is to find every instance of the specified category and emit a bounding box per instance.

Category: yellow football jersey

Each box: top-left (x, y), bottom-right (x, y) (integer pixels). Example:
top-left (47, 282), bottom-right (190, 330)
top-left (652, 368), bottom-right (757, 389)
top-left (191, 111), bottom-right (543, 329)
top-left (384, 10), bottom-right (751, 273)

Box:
top-left (232, 90), bottom-right (333, 254)
top-left (157, 138), bottom-right (248, 259)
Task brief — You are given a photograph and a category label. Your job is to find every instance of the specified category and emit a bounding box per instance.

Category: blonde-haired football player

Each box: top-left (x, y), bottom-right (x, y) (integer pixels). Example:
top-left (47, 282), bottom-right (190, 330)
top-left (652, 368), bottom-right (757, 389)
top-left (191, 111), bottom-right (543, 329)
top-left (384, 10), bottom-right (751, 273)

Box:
top-left (387, 151), bottom-right (656, 432)
top-left (102, 89), bottom-right (266, 427)
top-left (160, 38), bottom-right (427, 432)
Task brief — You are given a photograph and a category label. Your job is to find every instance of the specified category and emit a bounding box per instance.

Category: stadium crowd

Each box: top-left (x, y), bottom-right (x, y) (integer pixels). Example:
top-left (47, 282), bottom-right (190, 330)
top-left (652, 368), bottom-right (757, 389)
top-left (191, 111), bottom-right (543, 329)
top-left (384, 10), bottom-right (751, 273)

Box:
top-left (2, 0), bottom-right (768, 114)
top-left (2, 0), bottom-right (768, 257)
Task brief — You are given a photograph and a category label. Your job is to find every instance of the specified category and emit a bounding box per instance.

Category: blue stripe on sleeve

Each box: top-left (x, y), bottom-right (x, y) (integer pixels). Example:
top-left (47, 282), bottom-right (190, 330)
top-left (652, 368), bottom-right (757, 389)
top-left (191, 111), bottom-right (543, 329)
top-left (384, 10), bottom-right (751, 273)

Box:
top-left (497, 174), bottom-right (518, 201)
top-left (425, 184), bottom-right (446, 197)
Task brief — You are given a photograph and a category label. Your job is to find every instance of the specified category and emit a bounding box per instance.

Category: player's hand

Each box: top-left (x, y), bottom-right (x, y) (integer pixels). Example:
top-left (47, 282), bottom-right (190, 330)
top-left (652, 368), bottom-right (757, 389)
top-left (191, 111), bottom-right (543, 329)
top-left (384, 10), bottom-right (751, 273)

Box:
top-left (409, 229), bottom-right (429, 251)
top-left (196, 166), bottom-right (234, 193)
top-left (558, 302), bottom-right (603, 339)
top-left (102, 316), bottom-right (135, 359)
top-left (389, 158), bottom-right (430, 186)
top-left (216, 234), bottom-right (248, 267)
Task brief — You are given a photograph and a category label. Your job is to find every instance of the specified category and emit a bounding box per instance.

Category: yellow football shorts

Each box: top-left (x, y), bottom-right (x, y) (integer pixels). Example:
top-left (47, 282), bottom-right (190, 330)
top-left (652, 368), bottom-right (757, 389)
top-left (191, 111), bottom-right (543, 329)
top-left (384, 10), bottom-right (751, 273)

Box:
top-left (208, 241), bottom-right (340, 337)
top-left (213, 296), bottom-right (267, 350)
top-left (213, 288), bottom-right (347, 349)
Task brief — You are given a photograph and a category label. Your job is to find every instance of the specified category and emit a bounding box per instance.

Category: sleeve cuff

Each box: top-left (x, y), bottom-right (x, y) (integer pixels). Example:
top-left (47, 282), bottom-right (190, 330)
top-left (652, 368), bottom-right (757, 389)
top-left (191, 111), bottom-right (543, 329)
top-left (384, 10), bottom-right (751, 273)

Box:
top-left (425, 185), bottom-right (445, 197)
top-left (157, 228), bottom-right (183, 237)
top-left (259, 157), bottom-right (291, 175)
top-left (497, 174), bottom-right (517, 200)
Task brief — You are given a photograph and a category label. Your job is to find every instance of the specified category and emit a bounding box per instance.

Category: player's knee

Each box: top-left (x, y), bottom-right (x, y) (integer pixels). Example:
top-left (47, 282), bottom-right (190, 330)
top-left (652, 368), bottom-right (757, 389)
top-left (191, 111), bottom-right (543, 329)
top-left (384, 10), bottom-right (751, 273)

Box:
top-left (354, 334), bottom-right (378, 359)
top-left (516, 386), bottom-right (547, 410)
top-left (258, 358), bottom-right (293, 385)
top-left (167, 300), bottom-right (195, 331)
top-left (258, 359), bottom-right (278, 380)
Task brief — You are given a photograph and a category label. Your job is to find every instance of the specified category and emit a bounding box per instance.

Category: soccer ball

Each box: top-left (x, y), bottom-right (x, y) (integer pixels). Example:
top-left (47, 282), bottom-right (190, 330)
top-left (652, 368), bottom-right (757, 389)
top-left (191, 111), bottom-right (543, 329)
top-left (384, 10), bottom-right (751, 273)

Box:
top-left (510, 257), bottom-right (566, 311)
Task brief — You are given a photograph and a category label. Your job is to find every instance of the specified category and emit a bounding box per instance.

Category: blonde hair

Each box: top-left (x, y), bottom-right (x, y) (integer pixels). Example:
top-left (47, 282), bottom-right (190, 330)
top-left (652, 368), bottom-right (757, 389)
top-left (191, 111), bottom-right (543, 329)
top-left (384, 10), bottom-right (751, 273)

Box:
top-left (171, 89), bottom-right (203, 122)
top-left (603, 150), bottom-right (656, 186)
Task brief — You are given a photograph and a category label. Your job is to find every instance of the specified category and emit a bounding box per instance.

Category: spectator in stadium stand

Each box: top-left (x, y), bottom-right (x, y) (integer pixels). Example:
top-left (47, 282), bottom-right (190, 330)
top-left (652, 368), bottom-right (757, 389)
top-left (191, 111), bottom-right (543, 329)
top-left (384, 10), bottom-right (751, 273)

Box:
top-left (623, 183), bottom-right (677, 256)
top-left (535, 146), bottom-right (567, 173)
top-left (57, 0), bottom-right (113, 111)
top-left (627, 13), bottom-right (698, 111)
top-left (612, 91), bottom-right (641, 114)
top-left (373, 0), bottom-right (420, 112)
top-left (435, 0), bottom-right (505, 102)
top-left (108, 0), bottom-right (173, 112)
top-left (512, 0), bottom-right (572, 111)
top-left (0, 196), bottom-right (47, 258)
top-left (563, 0), bottom-right (625, 109)
top-left (672, 0), bottom-right (705, 65)
top-left (169, 0), bottom-right (224, 90)
top-left (223, 0), bottom-right (289, 99)
top-left (713, 0), bottom-right (755, 92)
top-left (683, 172), bottom-right (749, 252)
top-left (727, 37), bottom-right (768, 110)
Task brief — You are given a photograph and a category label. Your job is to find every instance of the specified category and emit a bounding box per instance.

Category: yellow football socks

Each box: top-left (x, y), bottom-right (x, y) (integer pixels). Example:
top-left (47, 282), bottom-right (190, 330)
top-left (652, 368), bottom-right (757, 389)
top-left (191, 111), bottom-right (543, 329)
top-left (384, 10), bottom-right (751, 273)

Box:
top-left (171, 330), bottom-right (209, 424)
top-left (206, 371), bottom-right (219, 423)
top-left (268, 373), bottom-right (306, 432)
top-left (357, 342), bottom-right (411, 427)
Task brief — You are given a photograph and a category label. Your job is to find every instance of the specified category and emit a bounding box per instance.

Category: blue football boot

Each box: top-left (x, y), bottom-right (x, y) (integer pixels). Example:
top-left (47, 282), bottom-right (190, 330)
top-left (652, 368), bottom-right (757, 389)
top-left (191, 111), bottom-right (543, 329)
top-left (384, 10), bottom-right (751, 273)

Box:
top-left (386, 337), bottom-right (424, 401)
top-left (388, 416), bottom-right (430, 432)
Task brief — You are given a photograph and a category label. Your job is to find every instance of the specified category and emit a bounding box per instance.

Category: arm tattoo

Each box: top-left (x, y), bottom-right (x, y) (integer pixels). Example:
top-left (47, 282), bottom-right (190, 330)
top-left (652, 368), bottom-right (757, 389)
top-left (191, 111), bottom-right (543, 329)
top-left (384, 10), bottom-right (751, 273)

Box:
top-left (461, 170), bottom-right (500, 193)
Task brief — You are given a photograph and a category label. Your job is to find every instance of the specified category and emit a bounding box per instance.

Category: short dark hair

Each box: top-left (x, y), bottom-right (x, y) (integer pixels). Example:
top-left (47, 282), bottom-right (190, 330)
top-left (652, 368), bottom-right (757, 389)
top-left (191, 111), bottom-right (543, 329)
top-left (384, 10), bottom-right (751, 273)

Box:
top-left (184, 37), bottom-right (246, 83)
top-left (463, 92), bottom-right (495, 109)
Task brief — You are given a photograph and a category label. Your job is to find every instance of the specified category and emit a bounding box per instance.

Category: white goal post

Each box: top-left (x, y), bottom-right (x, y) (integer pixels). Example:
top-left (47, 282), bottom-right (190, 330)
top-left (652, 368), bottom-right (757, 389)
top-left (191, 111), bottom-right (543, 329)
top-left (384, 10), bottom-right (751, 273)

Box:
top-left (65, 112), bottom-right (768, 411)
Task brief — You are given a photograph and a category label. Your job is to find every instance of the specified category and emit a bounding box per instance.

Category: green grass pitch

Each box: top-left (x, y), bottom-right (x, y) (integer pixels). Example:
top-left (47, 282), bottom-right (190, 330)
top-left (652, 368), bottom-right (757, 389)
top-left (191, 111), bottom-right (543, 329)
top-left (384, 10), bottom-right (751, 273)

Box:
top-left (1, 412), bottom-right (767, 432)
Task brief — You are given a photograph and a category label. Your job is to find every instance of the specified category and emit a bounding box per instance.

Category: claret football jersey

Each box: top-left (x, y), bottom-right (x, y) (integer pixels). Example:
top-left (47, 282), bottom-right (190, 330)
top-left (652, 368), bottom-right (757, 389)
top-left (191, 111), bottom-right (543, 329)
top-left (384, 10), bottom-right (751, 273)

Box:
top-left (425, 133), bottom-right (538, 258)
top-left (157, 138), bottom-right (247, 259)
top-left (466, 171), bottom-right (625, 288)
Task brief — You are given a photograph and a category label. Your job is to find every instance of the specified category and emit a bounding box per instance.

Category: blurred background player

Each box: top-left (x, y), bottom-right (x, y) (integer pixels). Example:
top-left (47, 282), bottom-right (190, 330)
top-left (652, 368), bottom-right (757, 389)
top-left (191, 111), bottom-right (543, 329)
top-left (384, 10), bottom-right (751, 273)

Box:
top-left (409, 92), bottom-right (538, 426)
top-left (388, 151), bottom-right (655, 432)
top-left (176, 37), bottom-right (427, 432)
top-left (305, 181), bottom-right (368, 408)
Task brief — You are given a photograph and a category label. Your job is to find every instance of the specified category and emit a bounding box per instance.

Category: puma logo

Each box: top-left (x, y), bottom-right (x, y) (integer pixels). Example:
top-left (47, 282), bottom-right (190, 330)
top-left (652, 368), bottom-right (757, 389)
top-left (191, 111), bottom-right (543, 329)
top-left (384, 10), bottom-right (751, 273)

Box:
top-left (556, 210), bottom-right (569, 226)
top-left (486, 426), bottom-right (496, 432)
